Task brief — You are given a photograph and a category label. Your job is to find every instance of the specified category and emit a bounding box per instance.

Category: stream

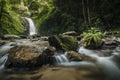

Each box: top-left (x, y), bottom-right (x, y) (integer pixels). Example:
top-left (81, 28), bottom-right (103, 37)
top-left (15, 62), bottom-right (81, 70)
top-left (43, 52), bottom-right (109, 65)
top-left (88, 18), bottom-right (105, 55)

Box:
top-left (0, 43), bottom-right (120, 80)
top-left (0, 17), bottom-right (120, 80)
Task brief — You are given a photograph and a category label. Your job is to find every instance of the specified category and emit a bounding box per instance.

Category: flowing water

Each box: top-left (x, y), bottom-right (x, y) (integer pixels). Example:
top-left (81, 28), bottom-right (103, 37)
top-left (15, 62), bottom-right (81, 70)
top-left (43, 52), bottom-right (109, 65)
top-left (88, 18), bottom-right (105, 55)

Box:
top-left (0, 41), bottom-right (120, 80)
top-left (0, 43), bottom-right (14, 71)
top-left (0, 54), bottom-right (8, 70)
top-left (0, 42), bottom-right (14, 55)
top-left (54, 46), bottom-right (120, 80)
top-left (55, 54), bottom-right (69, 63)
top-left (25, 18), bottom-right (37, 35)
top-left (78, 47), bottom-right (120, 80)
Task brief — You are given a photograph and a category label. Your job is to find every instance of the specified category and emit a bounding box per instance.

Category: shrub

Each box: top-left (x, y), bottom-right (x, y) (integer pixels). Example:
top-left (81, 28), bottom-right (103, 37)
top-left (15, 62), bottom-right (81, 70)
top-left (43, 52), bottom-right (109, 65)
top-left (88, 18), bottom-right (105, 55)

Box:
top-left (82, 27), bottom-right (105, 49)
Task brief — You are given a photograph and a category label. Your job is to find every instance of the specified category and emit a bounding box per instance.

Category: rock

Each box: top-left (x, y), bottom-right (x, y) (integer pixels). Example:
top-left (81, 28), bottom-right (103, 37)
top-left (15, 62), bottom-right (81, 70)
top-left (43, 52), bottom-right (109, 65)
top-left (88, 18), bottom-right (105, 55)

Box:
top-left (101, 36), bottom-right (120, 49)
top-left (0, 40), bottom-right (6, 46)
top-left (2, 34), bottom-right (20, 40)
top-left (34, 41), bottom-right (49, 48)
top-left (19, 35), bottom-right (28, 39)
top-left (81, 54), bottom-right (97, 62)
top-left (76, 36), bottom-right (82, 41)
top-left (42, 46), bottom-right (56, 56)
top-left (41, 36), bottom-right (49, 41)
top-left (48, 35), bottom-right (78, 51)
top-left (28, 34), bottom-right (38, 39)
top-left (66, 51), bottom-right (82, 61)
top-left (5, 45), bottom-right (56, 68)
top-left (62, 31), bottom-right (77, 36)
top-left (21, 17), bottom-right (29, 35)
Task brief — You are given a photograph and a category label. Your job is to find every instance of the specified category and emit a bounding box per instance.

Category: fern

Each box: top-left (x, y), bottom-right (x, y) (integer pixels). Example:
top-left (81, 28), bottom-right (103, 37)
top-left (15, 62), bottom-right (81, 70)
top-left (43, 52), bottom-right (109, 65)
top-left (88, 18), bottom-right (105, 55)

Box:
top-left (82, 27), bottom-right (105, 49)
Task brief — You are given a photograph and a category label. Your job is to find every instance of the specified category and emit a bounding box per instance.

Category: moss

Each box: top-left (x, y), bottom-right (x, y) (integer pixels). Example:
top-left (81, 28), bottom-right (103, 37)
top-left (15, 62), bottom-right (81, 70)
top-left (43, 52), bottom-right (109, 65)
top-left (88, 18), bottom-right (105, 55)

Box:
top-left (59, 35), bottom-right (78, 51)
top-left (48, 35), bottom-right (78, 51)
top-left (0, 0), bottom-right (24, 36)
top-left (28, 1), bottom-right (40, 11)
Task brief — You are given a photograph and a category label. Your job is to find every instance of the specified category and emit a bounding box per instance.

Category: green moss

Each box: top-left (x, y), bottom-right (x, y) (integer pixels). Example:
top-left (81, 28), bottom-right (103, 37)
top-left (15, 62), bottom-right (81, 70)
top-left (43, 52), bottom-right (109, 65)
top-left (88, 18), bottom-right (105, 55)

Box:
top-left (59, 35), bottom-right (78, 51)
top-left (0, 0), bottom-right (24, 36)
top-left (28, 1), bottom-right (40, 11)
top-left (48, 35), bottom-right (78, 51)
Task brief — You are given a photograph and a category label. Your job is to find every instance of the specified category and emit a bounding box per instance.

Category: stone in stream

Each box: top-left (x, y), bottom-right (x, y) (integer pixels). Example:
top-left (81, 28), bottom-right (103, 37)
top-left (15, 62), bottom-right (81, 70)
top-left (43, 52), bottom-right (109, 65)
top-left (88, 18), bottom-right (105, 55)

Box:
top-left (5, 45), bottom-right (56, 68)
top-left (48, 35), bottom-right (78, 51)
top-left (0, 40), bottom-right (6, 46)
top-left (66, 51), bottom-right (82, 61)
top-left (101, 36), bottom-right (120, 50)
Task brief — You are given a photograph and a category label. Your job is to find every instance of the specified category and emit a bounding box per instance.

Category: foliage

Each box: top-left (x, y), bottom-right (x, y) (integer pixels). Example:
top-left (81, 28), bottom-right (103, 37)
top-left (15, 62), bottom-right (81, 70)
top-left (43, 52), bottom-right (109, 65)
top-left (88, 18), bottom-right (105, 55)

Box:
top-left (28, 1), bottom-right (40, 11)
top-left (0, 0), bottom-right (24, 36)
top-left (82, 27), bottom-right (105, 49)
top-left (1, 0), bottom-right (120, 35)
top-left (48, 35), bottom-right (78, 51)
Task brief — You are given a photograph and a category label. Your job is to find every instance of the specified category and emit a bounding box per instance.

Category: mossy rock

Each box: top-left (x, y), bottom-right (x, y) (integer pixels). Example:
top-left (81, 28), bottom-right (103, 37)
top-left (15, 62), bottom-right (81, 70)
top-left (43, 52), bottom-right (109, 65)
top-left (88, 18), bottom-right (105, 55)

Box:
top-left (66, 51), bottom-right (82, 61)
top-left (48, 35), bottom-right (78, 51)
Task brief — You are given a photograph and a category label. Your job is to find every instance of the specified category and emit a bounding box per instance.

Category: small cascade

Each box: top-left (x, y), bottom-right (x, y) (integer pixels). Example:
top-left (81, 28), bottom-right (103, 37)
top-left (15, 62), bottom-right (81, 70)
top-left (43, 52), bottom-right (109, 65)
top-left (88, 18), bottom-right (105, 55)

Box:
top-left (55, 54), bottom-right (69, 63)
top-left (25, 17), bottom-right (37, 35)
top-left (0, 54), bottom-right (8, 70)
top-left (0, 42), bottom-right (14, 55)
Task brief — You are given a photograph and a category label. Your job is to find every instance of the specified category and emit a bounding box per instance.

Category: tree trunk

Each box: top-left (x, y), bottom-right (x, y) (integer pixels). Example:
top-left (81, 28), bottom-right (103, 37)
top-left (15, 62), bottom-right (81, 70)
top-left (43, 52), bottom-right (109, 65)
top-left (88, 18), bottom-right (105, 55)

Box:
top-left (82, 0), bottom-right (87, 24)
top-left (87, 0), bottom-right (91, 26)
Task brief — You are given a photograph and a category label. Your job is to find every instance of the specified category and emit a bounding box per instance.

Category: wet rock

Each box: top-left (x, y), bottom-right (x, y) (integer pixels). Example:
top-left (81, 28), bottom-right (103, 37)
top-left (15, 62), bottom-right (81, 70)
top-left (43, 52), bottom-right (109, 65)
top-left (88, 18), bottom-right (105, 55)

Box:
top-left (81, 54), bottom-right (96, 62)
top-left (48, 35), bottom-right (78, 51)
top-left (19, 35), bottom-right (28, 39)
top-left (62, 31), bottom-right (77, 36)
top-left (1, 34), bottom-right (20, 40)
top-left (21, 17), bottom-right (29, 35)
top-left (66, 51), bottom-right (82, 61)
top-left (0, 40), bottom-right (6, 46)
top-left (41, 36), bottom-right (49, 41)
top-left (102, 36), bottom-right (120, 49)
top-left (42, 46), bottom-right (56, 56)
top-left (5, 45), bottom-right (56, 68)
top-left (76, 36), bottom-right (82, 41)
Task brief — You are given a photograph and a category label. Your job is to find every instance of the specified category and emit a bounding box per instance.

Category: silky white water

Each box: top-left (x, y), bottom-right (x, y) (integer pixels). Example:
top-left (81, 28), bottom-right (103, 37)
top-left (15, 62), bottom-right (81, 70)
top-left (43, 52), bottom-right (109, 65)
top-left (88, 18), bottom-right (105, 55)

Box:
top-left (0, 54), bottom-right (8, 70)
top-left (55, 54), bottom-right (69, 63)
top-left (78, 47), bottom-right (120, 80)
top-left (25, 18), bottom-right (37, 35)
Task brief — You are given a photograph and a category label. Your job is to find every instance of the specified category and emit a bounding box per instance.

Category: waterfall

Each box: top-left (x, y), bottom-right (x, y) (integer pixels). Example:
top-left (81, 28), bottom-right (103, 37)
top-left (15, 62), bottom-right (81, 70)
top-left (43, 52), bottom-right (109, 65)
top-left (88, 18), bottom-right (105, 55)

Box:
top-left (25, 18), bottom-right (37, 35)
top-left (55, 54), bottom-right (69, 63)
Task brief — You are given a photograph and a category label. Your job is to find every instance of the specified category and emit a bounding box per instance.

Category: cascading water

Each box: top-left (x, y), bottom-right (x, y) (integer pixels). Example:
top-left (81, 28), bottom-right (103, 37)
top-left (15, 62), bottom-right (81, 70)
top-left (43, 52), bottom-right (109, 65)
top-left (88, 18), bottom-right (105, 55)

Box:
top-left (25, 18), bottom-right (37, 35)
top-left (0, 43), bottom-right (14, 70)
top-left (55, 54), bottom-right (69, 63)
top-left (78, 46), bottom-right (120, 80)
top-left (0, 54), bottom-right (8, 70)
top-left (0, 42), bottom-right (14, 55)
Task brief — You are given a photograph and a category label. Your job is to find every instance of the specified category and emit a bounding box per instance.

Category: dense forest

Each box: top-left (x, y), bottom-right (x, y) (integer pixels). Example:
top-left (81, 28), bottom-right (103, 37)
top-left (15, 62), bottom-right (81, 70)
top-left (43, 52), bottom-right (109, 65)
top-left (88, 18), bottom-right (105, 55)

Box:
top-left (1, 0), bottom-right (120, 80)
top-left (1, 0), bottom-right (120, 36)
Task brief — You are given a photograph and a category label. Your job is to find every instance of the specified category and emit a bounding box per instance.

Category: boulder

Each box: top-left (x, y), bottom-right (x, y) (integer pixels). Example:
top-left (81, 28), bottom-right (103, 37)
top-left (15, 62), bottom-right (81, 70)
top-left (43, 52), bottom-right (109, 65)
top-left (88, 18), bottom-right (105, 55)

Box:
top-left (5, 45), bottom-right (56, 68)
top-left (66, 51), bottom-right (82, 61)
top-left (48, 35), bottom-right (78, 51)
